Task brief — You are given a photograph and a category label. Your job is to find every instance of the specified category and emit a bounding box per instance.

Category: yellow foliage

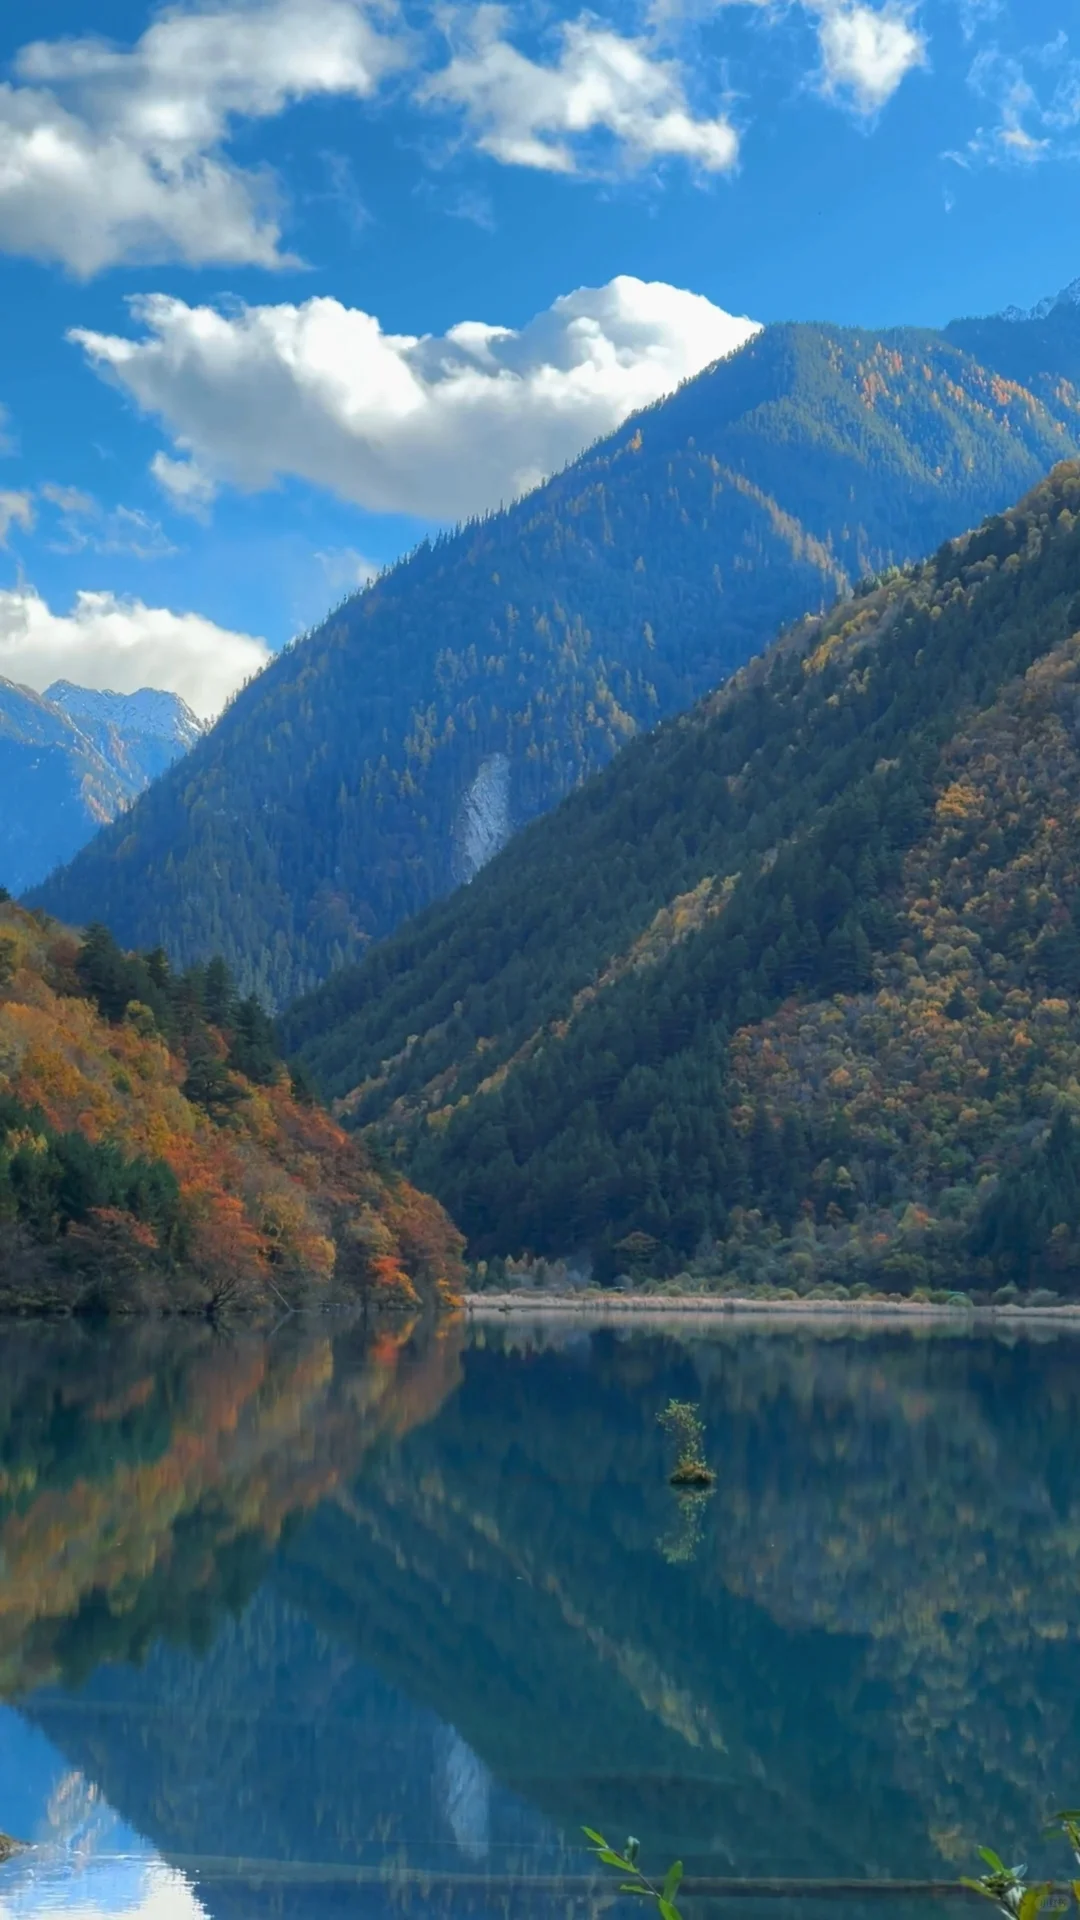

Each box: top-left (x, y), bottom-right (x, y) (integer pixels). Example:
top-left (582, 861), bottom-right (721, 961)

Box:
top-left (0, 904), bottom-right (465, 1310)
top-left (936, 781), bottom-right (981, 822)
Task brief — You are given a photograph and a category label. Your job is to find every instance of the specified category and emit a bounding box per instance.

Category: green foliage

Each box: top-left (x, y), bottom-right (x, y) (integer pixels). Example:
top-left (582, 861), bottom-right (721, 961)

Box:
top-left (0, 1089), bottom-right (186, 1258)
top-left (225, 995), bottom-right (280, 1085)
top-left (960, 1816), bottom-right (1080, 1920)
top-left (584, 1828), bottom-right (684, 1920)
top-left (180, 1054), bottom-right (246, 1121)
top-left (972, 1112), bottom-right (1080, 1283)
top-left (657, 1399), bottom-right (714, 1486)
top-left (960, 1848), bottom-right (1048, 1920)
top-left (0, 922), bottom-right (312, 1283)
top-left (285, 463), bottom-right (1080, 1290)
top-left (657, 1487), bottom-right (713, 1566)
top-left (77, 924), bottom-right (281, 1095)
top-left (1046, 1811), bottom-right (1080, 1869)
top-left (203, 956), bottom-right (233, 1027)
top-left (76, 922), bottom-right (166, 1025)
top-left (32, 310), bottom-right (1080, 1003)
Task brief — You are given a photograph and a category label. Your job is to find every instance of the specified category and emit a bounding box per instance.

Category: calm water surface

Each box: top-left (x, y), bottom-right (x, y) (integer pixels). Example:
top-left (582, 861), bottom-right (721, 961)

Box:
top-left (0, 1315), bottom-right (1078, 1920)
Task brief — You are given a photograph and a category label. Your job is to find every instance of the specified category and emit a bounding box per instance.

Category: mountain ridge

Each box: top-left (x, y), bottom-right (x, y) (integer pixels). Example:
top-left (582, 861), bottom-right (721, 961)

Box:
top-left (0, 678), bottom-right (203, 895)
top-left (45, 681), bottom-right (203, 753)
top-left (283, 460), bottom-right (1080, 1295)
top-left (31, 298), bottom-right (1080, 1004)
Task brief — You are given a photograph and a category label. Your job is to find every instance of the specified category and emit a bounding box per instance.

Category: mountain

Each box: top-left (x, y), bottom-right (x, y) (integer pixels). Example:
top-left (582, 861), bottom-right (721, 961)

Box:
top-left (0, 903), bottom-right (463, 1313)
top-left (46, 680), bottom-right (202, 769)
top-left (282, 460), bottom-right (1080, 1295)
top-left (0, 678), bottom-right (202, 895)
top-left (31, 294), bottom-right (1080, 1005)
top-left (992, 275), bottom-right (1080, 325)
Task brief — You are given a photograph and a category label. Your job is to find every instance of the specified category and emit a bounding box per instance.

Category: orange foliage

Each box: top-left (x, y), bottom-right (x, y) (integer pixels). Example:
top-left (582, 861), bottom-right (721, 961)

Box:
top-left (66, 1208), bottom-right (160, 1281)
top-left (0, 1317), bottom-right (465, 1696)
top-left (0, 905), bottom-right (466, 1313)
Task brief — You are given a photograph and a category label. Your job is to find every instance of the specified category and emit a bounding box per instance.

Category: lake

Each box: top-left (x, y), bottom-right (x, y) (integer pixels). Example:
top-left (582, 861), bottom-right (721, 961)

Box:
top-left (0, 1313), bottom-right (1078, 1920)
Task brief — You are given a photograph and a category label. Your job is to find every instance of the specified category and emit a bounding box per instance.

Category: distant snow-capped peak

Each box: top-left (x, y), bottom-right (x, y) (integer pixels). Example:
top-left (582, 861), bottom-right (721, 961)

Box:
top-left (45, 681), bottom-right (203, 749)
top-left (999, 277), bottom-right (1080, 324)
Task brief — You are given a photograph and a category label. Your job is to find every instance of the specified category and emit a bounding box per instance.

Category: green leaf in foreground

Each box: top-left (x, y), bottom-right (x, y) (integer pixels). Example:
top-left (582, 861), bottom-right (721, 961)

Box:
top-left (663, 1861), bottom-right (684, 1902)
top-left (584, 1823), bottom-right (684, 1920)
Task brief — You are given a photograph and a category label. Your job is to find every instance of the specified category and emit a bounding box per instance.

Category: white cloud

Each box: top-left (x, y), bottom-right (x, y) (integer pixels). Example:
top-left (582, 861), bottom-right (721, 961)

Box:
top-left (0, 0), bottom-right (406, 274)
top-left (316, 546), bottom-right (380, 594)
top-left (420, 8), bottom-right (738, 173)
top-left (41, 482), bottom-right (97, 515)
top-left (0, 587), bottom-right (268, 721)
top-left (17, 0), bottom-right (404, 147)
top-left (40, 485), bottom-right (178, 557)
top-left (701, 0), bottom-right (926, 113)
top-left (0, 0), bottom-right (928, 272)
top-left (71, 276), bottom-right (760, 522)
top-left (816, 5), bottom-right (926, 111)
top-left (0, 492), bottom-right (33, 548)
top-left (957, 0), bottom-right (1002, 40)
top-left (291, 545), bottom-right (380, 631)
top-left (0, 88), bottom-right (286, 276)
top-left (151, 452), bottom-right (218, 517)
top-left (958, 37), bottom-right (1079, 167)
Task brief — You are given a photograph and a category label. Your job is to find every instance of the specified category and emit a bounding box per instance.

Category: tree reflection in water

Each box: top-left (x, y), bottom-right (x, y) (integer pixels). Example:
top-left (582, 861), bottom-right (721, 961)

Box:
top-left (0, 1317), bottom-right (1078, 1920)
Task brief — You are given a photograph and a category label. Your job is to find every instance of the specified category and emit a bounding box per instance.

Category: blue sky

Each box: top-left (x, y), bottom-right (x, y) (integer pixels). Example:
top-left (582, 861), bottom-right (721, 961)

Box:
top-left (0, 0), bottom-right (1075, 716)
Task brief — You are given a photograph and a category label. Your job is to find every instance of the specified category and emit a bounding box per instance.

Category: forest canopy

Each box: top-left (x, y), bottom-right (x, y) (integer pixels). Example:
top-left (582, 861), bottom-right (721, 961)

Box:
top-left (0, 907), bottom-right (463, 1315)
top-left (284, 462), bottom-right (1080, 1298)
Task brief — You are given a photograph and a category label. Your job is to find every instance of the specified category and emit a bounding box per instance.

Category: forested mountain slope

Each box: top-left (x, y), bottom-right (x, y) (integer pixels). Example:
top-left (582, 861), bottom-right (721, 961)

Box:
top-left (284, 462), bottom-right (1080, 1294)
top-left (945, 278), bottom-right (1080, 387)
top-left (0, 678), bottom-right (201, 895)
top-left (34, 296), bottom-right (1080, 1004)
top-left (0, 906), bottom-right (462, 1312)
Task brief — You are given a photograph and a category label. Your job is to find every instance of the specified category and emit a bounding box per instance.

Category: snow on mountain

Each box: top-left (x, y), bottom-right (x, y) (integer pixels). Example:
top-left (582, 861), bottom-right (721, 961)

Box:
top-left (0, 678), bottom-right (203, 895)
top-left (999, 277), bottom-right (1080, 323)
top-left (45, 682), bottom-right (203, 751)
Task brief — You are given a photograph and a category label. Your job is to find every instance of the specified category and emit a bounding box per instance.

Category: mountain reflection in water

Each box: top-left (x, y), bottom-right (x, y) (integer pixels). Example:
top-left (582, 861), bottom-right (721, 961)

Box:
top-left (1, 1315), bottom-right (1079, 1920)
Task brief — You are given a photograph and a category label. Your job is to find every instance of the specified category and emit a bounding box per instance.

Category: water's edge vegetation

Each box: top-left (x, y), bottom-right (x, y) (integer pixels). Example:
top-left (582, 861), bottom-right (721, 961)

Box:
top-left (0, 903), bottom-right (464, 1316)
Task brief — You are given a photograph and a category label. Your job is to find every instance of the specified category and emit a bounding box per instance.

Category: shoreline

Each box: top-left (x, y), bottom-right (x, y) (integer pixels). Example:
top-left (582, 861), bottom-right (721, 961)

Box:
top-left (464, 1291), bottom-right (1080, 1323)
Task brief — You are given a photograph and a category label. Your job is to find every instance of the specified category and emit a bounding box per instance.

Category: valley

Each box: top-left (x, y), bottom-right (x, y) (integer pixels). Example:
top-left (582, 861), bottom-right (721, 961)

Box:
top-left (13, 293), bottom-right (1080, 1306)
top-left (283, 462), bottom-right (1080, 1296)
top-left (3, 17), bottom-right (1079, 1920)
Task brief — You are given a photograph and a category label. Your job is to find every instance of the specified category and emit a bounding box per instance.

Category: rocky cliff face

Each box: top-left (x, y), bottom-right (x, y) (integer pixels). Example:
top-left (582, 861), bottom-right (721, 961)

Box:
top-left (454, 753), bottom-right (512, 882)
